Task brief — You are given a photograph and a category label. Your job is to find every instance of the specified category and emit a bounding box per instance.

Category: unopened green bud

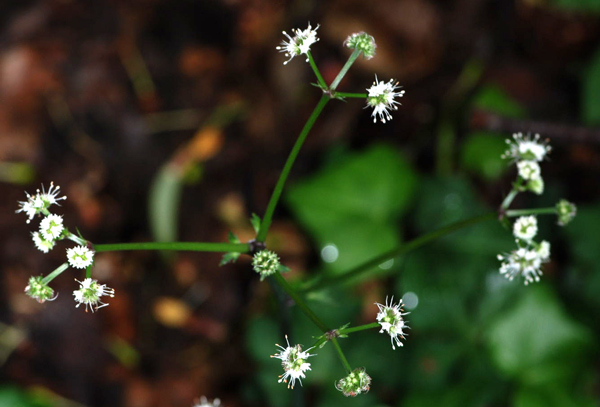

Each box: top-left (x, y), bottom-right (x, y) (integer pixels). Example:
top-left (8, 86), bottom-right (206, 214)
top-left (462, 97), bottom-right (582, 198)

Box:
top-left (252, 250), bottom-right (280, 280)
top-left (344, 32), bottom-right (377, 60)
top-left (335, 367), bottom-right (371, 397)
top-left (556, 199), bottom-right (576, 226)
top-left (527, 176), bottom-right (544, 195)
top-left (25, 276), bottom-right (56, 303)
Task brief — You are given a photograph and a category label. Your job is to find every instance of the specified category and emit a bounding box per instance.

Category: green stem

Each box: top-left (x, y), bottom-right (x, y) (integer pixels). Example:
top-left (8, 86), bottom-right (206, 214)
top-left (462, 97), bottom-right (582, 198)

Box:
top-left (94, 242), bottom-right (250, 253)
top-left (501, 179), bottom-right (524, 210)
top-left (331, 338), bottom-right (352, 373)
top-left (307, 52), bottom-right (327, 90)
top-left (271, 272), bottom-right (329, 332)
top-left (66, 232), bottom-right (88, 246)
top-left (42, 263), bottom-right (69, 284)
top-left (301, 212), bottom-right (497, 292)
top-left (506, 208), bottom-right (557, 217)
top-left (256, 94), bottom-right (329, 242)
top-left (338, 322), bottom-right (380, 335)
top-left (334, 92), bottom-right (367, 98)
top-left (329, 49), bottom-right (361, 91)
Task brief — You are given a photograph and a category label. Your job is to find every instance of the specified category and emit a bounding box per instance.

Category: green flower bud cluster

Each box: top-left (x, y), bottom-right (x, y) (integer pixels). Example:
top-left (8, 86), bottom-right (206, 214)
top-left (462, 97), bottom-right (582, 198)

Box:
top-left (556, 199), bottom-right (576, 226)
top-left (252, 250), bottom-right (280, 280)
top-left (336, 368), bottom-right (372, 397)
top-left (344, 32), bottom-right (377, 60)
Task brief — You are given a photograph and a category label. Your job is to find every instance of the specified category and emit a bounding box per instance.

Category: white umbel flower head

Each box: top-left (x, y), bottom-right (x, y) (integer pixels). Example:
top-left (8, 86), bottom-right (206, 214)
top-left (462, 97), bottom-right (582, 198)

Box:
top-left (67, 245), bottom-right (95, 269)
top-left (502, 133), bottom-right (551, 162)
top-left (25, 276), bottom-right (57, 303)
top-left (517, 160), bottom-right (541, 180)
top-left (193, 396), bottom-right (221, 407)
top-left (16, 182), bottom-right (66, 223)
top-left (497, 247), bottom-right (547, 285)
top-left (375, 296), bottom-right (409, 350)
top-left (366, 76), bottom-right (405, 123)
top-left (73, 278), bottom-right (115, 312)
top-left (512, 216), bottom-right (538, 241)
top-left (276, 23), bottom-right (319, 65)
top-left (39, 214), bottom-right (64, 241)
top-left (32, 231), bottom-right (55, 253)
top-left (271, 335), bottom-right (315, 389)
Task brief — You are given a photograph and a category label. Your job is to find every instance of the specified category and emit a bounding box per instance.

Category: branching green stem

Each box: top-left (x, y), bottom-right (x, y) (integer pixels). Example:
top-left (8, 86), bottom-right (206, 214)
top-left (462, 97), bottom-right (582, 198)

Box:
top-left (338, 322), bottom-right (380, 335)
top-left (94, 242), bottom-right (250, 253)
top-left (331, 337), bottom-right (352, 373)
top-left (329, 49), bottom-right (361, 91)
top-left (42, 263), bottom-right (69, 284)
top-left (256, 94), bottom-right (329, 242)
top-left (335, 92), bottom-right (367, 98)
top-left (301, 212), bottom-right (497, 292)
top-left (506, 207), bottom-right (557, 217)
top-left (271, 272), bottom-right (329, 332)
top-left (307, 52), bottom-right (327, 90)
top-left (501, 178), bottom-right (524, 210)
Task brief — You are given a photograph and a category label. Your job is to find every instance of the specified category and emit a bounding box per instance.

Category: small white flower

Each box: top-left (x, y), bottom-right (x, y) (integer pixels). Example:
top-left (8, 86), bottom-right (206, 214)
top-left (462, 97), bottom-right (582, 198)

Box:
top-left (375, 296), bottom-right (409, 350)
top-left (39, 214), bottom-right (64, 241)
top-left (73, 278), bottom-right (115, 312)
top-left (537, 240), bottom-right (551, 261)
top-left (193, 396), bottom-right (221, 407)
top-left (276, 23), bottom-right (319, 65)
top-left (512, 216), bottom-right (538, 241)
top-left (67, 245), bottom-right (95, 269)
top-left (271, 335), bottom-right (315, 389)
top-left (517, 160), bottom-right (541, 180)
top-left (32, 231), bottom-right (55, 253)
top-left (497, 247), bottom-right (547, 285)
top-left (16, 182), bottom-right (66, 223)
top-left (366, 76), bottom-right (405, 123)
top-left (502, 133), bottom-right (551, 162)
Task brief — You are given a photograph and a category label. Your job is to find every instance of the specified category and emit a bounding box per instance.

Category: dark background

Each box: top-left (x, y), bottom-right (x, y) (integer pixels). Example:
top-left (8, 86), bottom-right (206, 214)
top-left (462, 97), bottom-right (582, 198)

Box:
top-left (1, 1), bottom-right (600, 406)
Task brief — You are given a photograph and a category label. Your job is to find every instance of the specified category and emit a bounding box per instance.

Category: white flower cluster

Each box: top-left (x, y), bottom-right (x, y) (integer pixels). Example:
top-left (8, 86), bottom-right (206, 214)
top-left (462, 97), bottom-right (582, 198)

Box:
top-left (375, 297), bottom-right (409, 349)
top-left (497, 134), bottom-right (576, 284)
top-left (502, 133), bottom-right (550, 195)
top-left (276, 23), bottom-right (319, 65)
top-left (277, 24), bottom-right (404, 124)
top-left (18, 183), bottom-right (112, 311)
top-left (366, 76), bottom-right (405, 124)
top-left (271, 336), bottom-right (315, 389)
top-left (499, 215), bottom-right (550, 285)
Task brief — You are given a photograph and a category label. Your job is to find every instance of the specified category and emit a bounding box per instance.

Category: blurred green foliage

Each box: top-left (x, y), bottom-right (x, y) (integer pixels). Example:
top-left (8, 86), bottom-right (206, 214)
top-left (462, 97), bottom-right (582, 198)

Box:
top-left (246, 144), bottom-right (599, 406)
top-left (286, 144), bottom-right (417, 277)
top-left (460, 85), bottom-right (526, 181)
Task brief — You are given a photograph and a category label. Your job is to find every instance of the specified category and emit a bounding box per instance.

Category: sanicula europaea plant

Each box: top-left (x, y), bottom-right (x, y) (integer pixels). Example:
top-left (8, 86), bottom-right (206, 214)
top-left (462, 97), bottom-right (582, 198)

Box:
top-left (14, 22), bottom-right (578, 404)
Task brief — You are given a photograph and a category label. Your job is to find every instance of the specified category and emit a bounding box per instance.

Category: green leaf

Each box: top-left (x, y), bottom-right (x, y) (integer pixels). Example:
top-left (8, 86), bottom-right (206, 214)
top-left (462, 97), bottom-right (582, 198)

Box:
top-left (486, 285), bottom-right (593, 385)
top-left (473, 85), bottom-right (527, 119)
top-left (250, 213), bottom-right (261, 234)
top-left (227, 231), bottom-right (241, 244)
top-left (219, 252), bottom-right (240, 267)
top-left (583, 47), bottom-right (600, 125)
top-left (286, 144), bottom-right (417, 277)
top-left (460, 132), bottom-right (509, 181)
top-left (277, 264), bottom-right (291, 273)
